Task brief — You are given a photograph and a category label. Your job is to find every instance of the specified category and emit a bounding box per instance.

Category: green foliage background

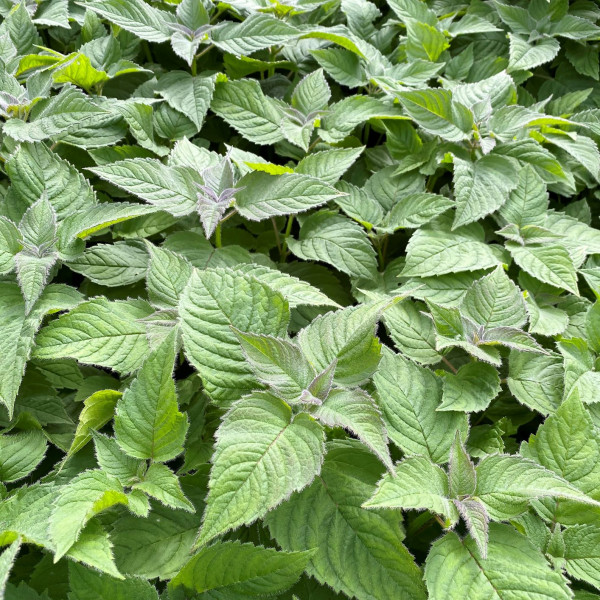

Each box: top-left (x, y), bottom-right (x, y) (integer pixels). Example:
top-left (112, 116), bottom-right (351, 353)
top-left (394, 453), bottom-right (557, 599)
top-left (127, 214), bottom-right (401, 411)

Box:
top-left (1, 0), bottom-right (600, 597)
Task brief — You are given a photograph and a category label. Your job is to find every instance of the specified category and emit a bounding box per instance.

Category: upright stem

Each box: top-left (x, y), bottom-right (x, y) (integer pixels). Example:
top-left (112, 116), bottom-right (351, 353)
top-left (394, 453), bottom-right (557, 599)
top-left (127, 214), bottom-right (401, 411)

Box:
top-left (281, 215), bottom-right (294, 260)
top-left (272, 217), bottom-right (283, 256)
top-left (214, 223), bottom-right (222, 248)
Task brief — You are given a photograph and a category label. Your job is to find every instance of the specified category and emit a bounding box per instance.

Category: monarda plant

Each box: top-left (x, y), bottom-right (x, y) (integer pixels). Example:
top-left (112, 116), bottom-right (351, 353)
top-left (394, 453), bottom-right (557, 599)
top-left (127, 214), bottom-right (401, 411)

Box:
top-left (1, 0), bottom-right (600, 598)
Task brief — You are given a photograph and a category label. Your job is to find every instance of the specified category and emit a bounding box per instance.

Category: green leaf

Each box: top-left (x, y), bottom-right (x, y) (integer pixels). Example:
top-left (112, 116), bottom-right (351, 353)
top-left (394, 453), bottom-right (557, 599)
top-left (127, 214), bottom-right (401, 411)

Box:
top-left (67, 242), bottom-right (148, 287)
top-left (452, 155), bottom-right (518, 229)
top-left (0, 539), bottom-right (21, 600)
top-left (197, 391), bottom-right (324, 546)
top-left (424, 524), bottom-right (572, 600)
top-left (438, 362), bottom-right (501, 412)
top-left (3, 85), bottom-right (107, 142)
top-left (560, 525), bottom-right (600, 590)
top-left (82, 0), bottom-right (175, 42)
top-left (34, 298), bottom-right (153, 373)
top-left (87, 159), bottom-right (200, 217)
top-left (93, 433), bottom-right (140, 485)
top-left (0, 431), bottom-right (46, 483)
top-left (298, 303), bottom-right (382, 386)
top-left (156, 72), bottom-right (215, 130)
top-left (235, 172), bottom-right (343, 221)
top-left (525, 395), bottom-right (600, 499)
top-left (171, 541), bottom-right (311, 596)
top-left (475, 454), bottom-right (597, 520)
top-left (373, 348), bottom-right (468, 462)
top-left (179, 267), bottom-right (290, 402)
top-left (234, 330), bottom-right (315, 400)
top-left (402, 228), bottom-right (500, 277)
top-left (111, 487), bottom-right (203, 580)
top-left (211, 79), bottom-right (285, 145)
top-left (506, 241), bottom-right (579, 294)
top-left (231, 264), bottom-right (339, 309)
top-left (50, 469), bottom-right (128, 560)
top-left (363, 455), bottom-right (458, 523)
top-left (115, 331), bottom-right (188, 462)
top-left (498, 164), bottom-right (548, 227)
top-left (507, 351), bottom-right (563, 414)
top-left (266, 441), bottom-right (427, 600)
top-left (69, 390), bottom-right (122, 456)
top-left (295, 147), bottom-right (364, 185)
top-left (314, 388), bottom-right (393, 471)
top-left (462, 266), bottom-right (527, 328)
top-left (132, 463), bottom-right (193, 512)
top-left (146, 243), bottom-right (193, 310)
top-left (5, 142), bottom-right (95, 219)
top-left (0, 218), bottom-right (21, 275)
top-left (67, 562), bottom-right (158, 600)
top-left (508, 34), bottom-right (561, 71)
top-left (382, 192), bottom-right (454, 230)
top-left (397, 89), bottom-right (473, 142)
top-left (212, 14), bottom-right (300, 56)
top-left (288, 211), bottom-right (378, 279)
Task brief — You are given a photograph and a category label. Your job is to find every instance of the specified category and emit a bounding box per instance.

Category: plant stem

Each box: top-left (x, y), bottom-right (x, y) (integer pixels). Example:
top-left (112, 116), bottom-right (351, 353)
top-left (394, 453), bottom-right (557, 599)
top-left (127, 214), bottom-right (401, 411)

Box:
top-left (272, 217), bottom-right (283, 256)
top-left (214, 223), bottom-right (222, 248)
top-left (142, 41), bottom-right (153, 64)
top-left (442, 356), bottom-right (458, 374)
top-left (281, 215), bottom-right (294, 259)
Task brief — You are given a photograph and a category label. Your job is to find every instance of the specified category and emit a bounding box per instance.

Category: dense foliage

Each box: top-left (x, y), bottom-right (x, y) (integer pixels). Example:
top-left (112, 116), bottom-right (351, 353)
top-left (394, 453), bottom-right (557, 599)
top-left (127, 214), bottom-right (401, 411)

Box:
top-left (1, 0), bottom-right (600, 597)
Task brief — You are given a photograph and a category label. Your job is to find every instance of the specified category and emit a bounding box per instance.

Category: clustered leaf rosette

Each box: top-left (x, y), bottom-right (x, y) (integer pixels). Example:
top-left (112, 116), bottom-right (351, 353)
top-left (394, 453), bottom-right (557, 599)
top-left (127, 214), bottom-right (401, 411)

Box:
top-left (1, 0), bottom-right (600, 598)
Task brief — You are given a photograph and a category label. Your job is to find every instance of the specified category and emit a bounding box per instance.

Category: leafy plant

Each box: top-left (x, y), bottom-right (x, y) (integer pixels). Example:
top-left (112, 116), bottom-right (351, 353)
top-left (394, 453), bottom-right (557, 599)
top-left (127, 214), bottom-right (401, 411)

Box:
top-left (1, 0), bottom-right (600, 597)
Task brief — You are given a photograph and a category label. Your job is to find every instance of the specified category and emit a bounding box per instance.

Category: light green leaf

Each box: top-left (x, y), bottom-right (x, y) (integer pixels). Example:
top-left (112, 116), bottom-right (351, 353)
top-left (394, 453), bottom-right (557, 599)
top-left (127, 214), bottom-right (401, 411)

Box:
top-left (266, 441), bottom-right (427, 600)
top-left (82, 0), bottom-right (175, 42)
top-left (50, 469), bottom-right (128, 560)
top-left (231, 263), bottom-right (339, 309)
top-left (3, 85), bottom-right (107, 142)
top-left (438, 362), bottom-right (501, 412)
top-left (560, 525), bottom-right (600, 590)
top-left (171, 541), bottom-right (311, 596)
top-left (67, 242), bottom-right (148, 287)
top-left (0, 431), bottom-right (46, 483)
top-left (475, 454), bottom-right (598, 520)
top-left (397, 89), bottom-right (473, 142)
top-left (211, 79), bottom-right (285, 145)
top-left (5, 142), bottom-right (95, 219)
top-left (115, 331), bottom-right (188, 462)
top-left (507, 241), bottom-right (579, 294)
top-left (156, 72), bottom-right (215, 130)
top-left (93, 433), bottom-right (141, 485)
top-left (87, 159), bottom-right (200, 217)
top-left (298, 303), bottom-right (382, 386)
top-left (69, 390), bottom-right (122, 456)
top-left (363, 455), bottom-right (458, 523)
top-left (462, 266), bottom-right (527, 328)
top-left (526, 395), bottom-right (600, 499)
top-left (507, 351), bottom-right (563, 415)
top-left (498, 164), bottom-right (548, 227)
top-left (295, 147), bottom-right (364, 185)
top-left (452, 155), bottom-right (518, 229)
top-left (179, 268), bottom-right (290, 402)
top-left (146, 243), bottom-right (193, 309)
top-left (314, 388), bottom-right (392, 471)
top-left (383, 299), bottom-right (443, 365)
top-left (33, 298), bottom-right (153, 373)
top-left (197, 392), bottom-right (324, 546)
top-left (288, 212), bottom-right (378, 279)
top-left (373, 348), bottom-right (468, 462)
top-left (508, 34), bottom-right (560, 71)
top-left (235, 172), bottom-right (343, 221)
top-left (234, 330), bottom-right (315, 400)
top-left (424, 524), bottom-right (572, 600)
top-left (402, 228), bottom-right (500, 277)
top-left (132, 463), bottom-right (194, 512)
top-left (382, 192), bottom-right (454, 230)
